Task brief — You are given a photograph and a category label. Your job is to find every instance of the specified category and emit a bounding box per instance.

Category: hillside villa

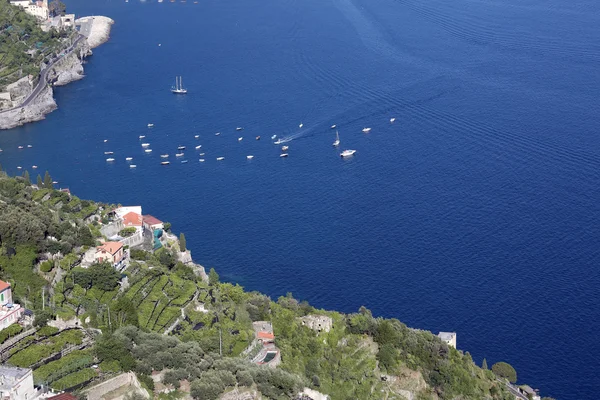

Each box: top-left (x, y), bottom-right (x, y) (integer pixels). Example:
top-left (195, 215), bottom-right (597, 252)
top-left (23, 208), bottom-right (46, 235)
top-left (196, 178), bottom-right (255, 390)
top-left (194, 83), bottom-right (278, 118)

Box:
top-left (0, 280), bottom-right (23, 332)
top-left (94, 241), bottom-right (124, 267)
top-left (0, 365), bottom-right (38, 399)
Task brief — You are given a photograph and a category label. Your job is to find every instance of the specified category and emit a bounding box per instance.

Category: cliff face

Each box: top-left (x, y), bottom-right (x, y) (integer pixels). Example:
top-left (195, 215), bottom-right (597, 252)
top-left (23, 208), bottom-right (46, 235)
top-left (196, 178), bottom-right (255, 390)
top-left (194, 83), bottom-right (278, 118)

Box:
top-left (48, 40), bottom-right (92, 87)
top-left (0, 85), bottom-right (57, 129)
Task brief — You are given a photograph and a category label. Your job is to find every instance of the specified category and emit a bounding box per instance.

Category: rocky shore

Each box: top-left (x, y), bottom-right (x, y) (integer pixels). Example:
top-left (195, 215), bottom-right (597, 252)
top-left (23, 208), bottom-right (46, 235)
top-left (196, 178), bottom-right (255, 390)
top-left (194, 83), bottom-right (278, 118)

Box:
top-left (0, 16), bottom-right (114, 130)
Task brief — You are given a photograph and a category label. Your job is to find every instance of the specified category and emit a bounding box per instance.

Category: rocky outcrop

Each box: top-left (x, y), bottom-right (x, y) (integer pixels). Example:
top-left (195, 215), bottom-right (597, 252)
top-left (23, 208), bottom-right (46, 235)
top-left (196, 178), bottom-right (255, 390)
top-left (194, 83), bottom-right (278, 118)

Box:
top-left (48, 41), bottom-right (91, 86)
top-left (77, 16), bottom-right (114, 49)
top-left (6, 76), bottom-right (34, 104)
top-left (0, 85), bottom-right (57, 129)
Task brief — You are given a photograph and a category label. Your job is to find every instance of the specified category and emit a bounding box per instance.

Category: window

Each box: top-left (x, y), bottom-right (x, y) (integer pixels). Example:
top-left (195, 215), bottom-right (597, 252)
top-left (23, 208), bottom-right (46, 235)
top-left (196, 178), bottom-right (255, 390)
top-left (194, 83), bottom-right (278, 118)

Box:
top-left (1, 293), bottom-right (3, 302)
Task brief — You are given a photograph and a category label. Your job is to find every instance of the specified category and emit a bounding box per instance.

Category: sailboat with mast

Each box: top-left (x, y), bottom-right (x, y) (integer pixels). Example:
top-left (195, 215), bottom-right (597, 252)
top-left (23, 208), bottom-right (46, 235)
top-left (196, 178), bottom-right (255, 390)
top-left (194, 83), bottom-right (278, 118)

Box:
top-left (171, 76), bottom-right (187, 94)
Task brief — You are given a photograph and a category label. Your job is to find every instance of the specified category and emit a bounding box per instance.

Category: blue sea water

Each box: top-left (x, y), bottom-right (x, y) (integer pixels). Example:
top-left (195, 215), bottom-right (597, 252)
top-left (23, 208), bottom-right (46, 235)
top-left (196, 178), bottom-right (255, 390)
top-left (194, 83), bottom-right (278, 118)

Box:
top-left (2, 0), bottom-right (600, 397)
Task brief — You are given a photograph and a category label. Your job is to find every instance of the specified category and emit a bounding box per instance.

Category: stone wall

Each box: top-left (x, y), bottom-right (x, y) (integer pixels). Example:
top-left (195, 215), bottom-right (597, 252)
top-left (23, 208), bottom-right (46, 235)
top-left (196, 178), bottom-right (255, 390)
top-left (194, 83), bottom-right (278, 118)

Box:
top-left (84, 372), bottom-right (149, 400)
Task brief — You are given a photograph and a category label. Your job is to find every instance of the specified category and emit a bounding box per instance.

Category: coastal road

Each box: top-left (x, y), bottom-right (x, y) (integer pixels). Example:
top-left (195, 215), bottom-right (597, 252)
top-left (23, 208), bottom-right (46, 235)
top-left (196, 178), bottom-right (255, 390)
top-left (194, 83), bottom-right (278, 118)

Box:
top-left (0, 34), bottom-right (85, 115)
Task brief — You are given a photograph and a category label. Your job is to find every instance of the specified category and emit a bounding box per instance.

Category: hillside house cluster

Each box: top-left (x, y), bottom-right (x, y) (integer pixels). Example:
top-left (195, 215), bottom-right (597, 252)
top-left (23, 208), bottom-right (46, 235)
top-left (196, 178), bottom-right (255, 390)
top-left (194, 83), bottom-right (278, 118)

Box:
top-left (94, 241), bottom-right (125, 267)
top-left (0, 280), bottom-right (23, 332)
top-left (9, 0), bottom-right (49, 20)
top-left (0, 365), bottom-right (37, 399)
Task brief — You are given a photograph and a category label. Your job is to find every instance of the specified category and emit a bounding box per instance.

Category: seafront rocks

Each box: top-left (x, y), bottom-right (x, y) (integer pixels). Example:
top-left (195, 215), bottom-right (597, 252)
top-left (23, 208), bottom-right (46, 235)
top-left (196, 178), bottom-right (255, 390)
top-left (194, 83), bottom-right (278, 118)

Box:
top-left (77, 16), bottom-right (114, 49)
top-left (49, 41), bottom-right (92, 86)
top-left (0, 85), bottom-right (57, 130)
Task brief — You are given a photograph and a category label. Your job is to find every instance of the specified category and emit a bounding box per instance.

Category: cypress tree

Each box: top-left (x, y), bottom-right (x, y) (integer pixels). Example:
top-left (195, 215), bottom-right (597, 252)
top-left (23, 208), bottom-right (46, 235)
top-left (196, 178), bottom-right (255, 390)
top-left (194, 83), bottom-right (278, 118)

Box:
top-left (22, 170), bottom-right (30, 185)
top-left (482, 358), bottom-right (488, 370)
top-left (43, 171), bottom-right (53, 189)
top-left (37, 174), bottom-right (43, 188)
top-left (179, 233), bottom-right (186, 252)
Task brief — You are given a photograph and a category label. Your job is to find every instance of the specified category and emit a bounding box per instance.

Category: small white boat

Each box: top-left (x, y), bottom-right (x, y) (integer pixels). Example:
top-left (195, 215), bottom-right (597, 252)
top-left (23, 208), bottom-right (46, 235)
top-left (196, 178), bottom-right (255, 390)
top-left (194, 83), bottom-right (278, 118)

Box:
top-left (0, 149), bottom-right (3, 152)
top-left (181, 160), bottom-right (188, 164)
top-left (126, 157), bottom-right (133, 161)
top-left (106, 158), bottom-right (115, 162)
top-left (32, 165), bottom-right (38, 169)
top-left (247, 155), bottom-right (254, 159)
top-left (199, 153), bottom-right (205, 156)
top-left (177, 146), bottom-right (186, 150)
top-left (280, 153), bottom-right (289, 158)
top-left (274, 139), bottom-right (284, 145)
top-left (18, 146), bottom-right (23, 149)
top-left (195, 135), bottom-right (200, 138)
top-left (238, 137), bottom-right (243, 142)
top-left (217, 157), bottom-right (225, 161)
top-left (148, 123), bottom-right (154, 127)
top-left (17, 166), bottom-right (22, 169)
top-left (281, 145), bottom-right (289, 151)
top-left (340, 149), bottom-right (356, 157)
top-left (271, 135), bottom-right (277, 140)
top-left (130, 165), bottom-right (137, 168)
top-left (236, 127), bottom-right (243, 131)
top-left (331, 124), bottom-right (336, 129)
top-left (139, 135), bottom-right (146, 139)
top-left (175, 153), bottom-right (184, 157)
top-left (390, 118), bottom-right (396, 123)
top-left (141, 143), bottom-right (150, 147)
top-left (333, 130), bottom-right (340, 147)
top-left (160, 154), bottom-right (169, 158)
top-left (199, 159), bottom-right (205, 162)
top-left (104, 151), bottom-right (114, 155)
top-left (104, 139), bottom-right (108, 143)
top-left (195, 145), bottom-right (202, 149)
top-left (299, 123), bottom-right (303, 128)
top-left (256, 136), bottom-right (261, 140)
top-left (362, 127), bottom-right (371, 133)
top-left (215, 132), bottom-right (221, 136)
top-left (27, 145), bottom-right (32, 148)
top-left (161, 161), bottom-right (170, 165)
top-left (145, 149), bottom-right (153, 153)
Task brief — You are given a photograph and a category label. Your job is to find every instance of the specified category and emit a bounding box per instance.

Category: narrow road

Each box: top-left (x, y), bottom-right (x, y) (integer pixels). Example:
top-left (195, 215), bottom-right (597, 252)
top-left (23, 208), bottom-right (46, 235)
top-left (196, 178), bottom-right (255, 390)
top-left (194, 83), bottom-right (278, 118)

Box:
top-left (0, 34), bottom-right (84, 115)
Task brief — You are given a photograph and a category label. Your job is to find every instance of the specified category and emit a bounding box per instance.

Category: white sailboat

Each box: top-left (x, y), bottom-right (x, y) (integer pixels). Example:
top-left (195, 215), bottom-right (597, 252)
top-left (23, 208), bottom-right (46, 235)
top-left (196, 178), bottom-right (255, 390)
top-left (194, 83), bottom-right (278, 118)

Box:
top-left (333, 130), bottom-right (340, 147)
top-left (171, 76), bottom-right (187, 94)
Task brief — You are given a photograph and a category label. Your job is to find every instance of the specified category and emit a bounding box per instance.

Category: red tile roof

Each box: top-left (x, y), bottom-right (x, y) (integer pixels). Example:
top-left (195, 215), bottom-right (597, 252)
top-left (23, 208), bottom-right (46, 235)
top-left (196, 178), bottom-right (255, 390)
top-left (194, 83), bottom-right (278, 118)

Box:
top-left (122, 211), bottom-right (143, 227)
top-left (143, 215), bottom-right (163, 225)
top-left (48, 393), bottom-right (78, 400)
top-left (97, 241), bottom-right (123, 255)
top-left (0, 280), bottom-right (10, 292)
top-left (257, 331), bottom-right (275, 340)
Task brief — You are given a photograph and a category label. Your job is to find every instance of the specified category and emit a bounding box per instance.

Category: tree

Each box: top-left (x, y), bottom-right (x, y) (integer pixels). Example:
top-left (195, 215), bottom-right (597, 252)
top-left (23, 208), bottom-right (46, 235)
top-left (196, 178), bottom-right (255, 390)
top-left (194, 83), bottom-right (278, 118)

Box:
top-left (179, 233), bottom-right (186, 252)
top-left (482, 358), bottom-right (488, 370)
top-left (43, 171), bottom-right (53, 189)
top-left (208, 268), bottom-right (219, 286)
top-left (48, 0), bottom-right (66, 17)
top-left (22, 170), bottom-right (30, 185)
top-left (491, 361), bottom-right (517, 383)
top-left (37, 174), bottom-right (43, 188)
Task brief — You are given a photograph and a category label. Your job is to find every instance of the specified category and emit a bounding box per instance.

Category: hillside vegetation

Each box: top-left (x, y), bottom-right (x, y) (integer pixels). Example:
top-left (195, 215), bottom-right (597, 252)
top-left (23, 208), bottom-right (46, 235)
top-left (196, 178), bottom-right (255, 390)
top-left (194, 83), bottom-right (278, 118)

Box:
top-left (0, 172), bottom-right (529, 399)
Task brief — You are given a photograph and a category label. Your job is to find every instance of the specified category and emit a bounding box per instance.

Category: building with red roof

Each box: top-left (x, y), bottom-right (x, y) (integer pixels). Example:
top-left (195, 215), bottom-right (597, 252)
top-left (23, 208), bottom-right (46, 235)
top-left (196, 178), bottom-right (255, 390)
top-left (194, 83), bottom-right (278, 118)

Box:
top-left (122, 211), bottom-right (143, 228)
top-left (94, 241), bottom-right (124, 267)
top-left (143, 215), bottom-right (164, 231)
top-left (0, 280), bottom-right (23, 331)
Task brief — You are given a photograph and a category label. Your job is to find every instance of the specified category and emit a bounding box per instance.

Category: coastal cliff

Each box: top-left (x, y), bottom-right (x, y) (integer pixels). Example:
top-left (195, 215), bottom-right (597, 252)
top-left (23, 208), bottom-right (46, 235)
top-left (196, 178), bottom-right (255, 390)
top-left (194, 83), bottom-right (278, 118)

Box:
top-left (0, 17), bottom-right (113, 130)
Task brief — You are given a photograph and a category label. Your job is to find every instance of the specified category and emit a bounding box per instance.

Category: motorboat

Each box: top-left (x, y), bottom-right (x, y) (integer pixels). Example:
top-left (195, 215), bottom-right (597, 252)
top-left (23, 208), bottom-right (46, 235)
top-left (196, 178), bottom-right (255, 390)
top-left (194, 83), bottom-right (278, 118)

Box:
top-left (195, 135), bottom-right (200, 139)
top-left (331, 124), bottom-right (336, 129)
top-left (141, 143), bottom-right (150, 147)
top-left (236, 127), bottom-right (243, 131)
top-left (17, 166), bottom-right (22, 169)
top-left (145, 149), bottom-right (153, 153)
top-left (271, 135), bottom-right (277, 140)
top-left (256, 136), bottom-right (260, 140)
top-left (340, 149), bottom-right (356, 157)
top-left (215, 132), bottom-right (221, 136)
top-left (106, 158), bottom-right (115, 162)
top-left (178, 146), bottom-right (186, 150)
top-left (217, 157), bottom-right (225, 161)
top-left (104, 151), bottom-right (114, 155)
top-left (27, 145), bottom-right (32, 148)
top-left (238, 137), bottom-right (243, 142)
top-left (281, 146), bottom-right (289, 151)
top-left (199, 159), bottom-right (205, 162)
top-left (362, 127), bottom-right (371, 133)
top-left (195, 145), bottom-right (202, 149)
top-left (160, 154), bottom-right (169, 158)
top-left (280, 153), bottom-right (289, 158)
top-left (126, 157), bottom-right (133, 161)
top-left (274, 139), bottom-right (284, 145)
top-left (181, 160), bottom-right (188, 164)
top-left (130, 165), bottom-right (137, 168)
top-left (148, 123), bottom-right (154, 127)
top-left (175, 153), bottom-right (184, 157)
top-left (18, 146), bottom-right (23, 149)
top-left (104, 139), bottom-right (108, 143)
top-left (161, 161), bottom-right (170, 165)
top-left (333, 130), bottom-right (340, 147)
top-left (390, 118), bottom-right (396, 123)
top-left (32, 165), bottom-right (38, 169)
top-left (139, 135), bottom-right (146, 139)
top-left (247, 155), bottom-right (254, 159)
top-left (299, 123), bottom-right (303, 128)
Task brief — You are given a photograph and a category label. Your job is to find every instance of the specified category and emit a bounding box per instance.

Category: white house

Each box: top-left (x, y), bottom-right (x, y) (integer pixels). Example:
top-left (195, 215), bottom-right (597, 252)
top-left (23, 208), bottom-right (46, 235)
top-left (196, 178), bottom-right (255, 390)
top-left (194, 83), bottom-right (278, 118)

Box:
top-left (438, 332), bottom-right (457, 349)
top-left (114, 206), bottom-right (142, 219)
top-left (9, 0), bottom-right (49, 20)
top-left (0, 280), bottom-right (23, 332)
top-left (0, 366), bottom-right (38, 400)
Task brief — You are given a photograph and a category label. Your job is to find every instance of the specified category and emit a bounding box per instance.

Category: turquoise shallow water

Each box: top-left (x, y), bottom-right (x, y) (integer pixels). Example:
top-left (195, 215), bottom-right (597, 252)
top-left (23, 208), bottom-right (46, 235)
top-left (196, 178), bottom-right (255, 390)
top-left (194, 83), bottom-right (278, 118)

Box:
top-left (2, 0), bottom-right (600, 397)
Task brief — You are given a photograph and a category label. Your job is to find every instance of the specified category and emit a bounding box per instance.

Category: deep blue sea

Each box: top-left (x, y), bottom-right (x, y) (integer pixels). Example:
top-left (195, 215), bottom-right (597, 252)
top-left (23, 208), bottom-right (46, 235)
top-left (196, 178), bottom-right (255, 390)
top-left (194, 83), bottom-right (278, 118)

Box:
top-left (2, 0), bottom-right (599, 397)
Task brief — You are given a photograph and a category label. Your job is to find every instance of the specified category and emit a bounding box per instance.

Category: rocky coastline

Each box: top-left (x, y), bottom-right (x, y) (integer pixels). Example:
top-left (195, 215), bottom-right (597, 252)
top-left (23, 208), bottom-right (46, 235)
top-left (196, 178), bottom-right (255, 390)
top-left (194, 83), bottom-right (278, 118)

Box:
top-left (0, 16), bottom-right (114, 130)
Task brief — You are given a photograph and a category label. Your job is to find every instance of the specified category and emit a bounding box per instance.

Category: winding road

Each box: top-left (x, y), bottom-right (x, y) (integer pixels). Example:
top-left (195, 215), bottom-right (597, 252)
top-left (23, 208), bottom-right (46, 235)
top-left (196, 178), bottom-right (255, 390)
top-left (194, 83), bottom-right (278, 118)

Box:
top-left (0, 34), bottom-right (84, 115)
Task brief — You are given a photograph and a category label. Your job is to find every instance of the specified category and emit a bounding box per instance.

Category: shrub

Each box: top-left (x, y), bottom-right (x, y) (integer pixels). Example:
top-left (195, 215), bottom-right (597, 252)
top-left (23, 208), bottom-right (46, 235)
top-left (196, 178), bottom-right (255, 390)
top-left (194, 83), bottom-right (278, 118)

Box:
top-left (40, 260), bottom-right (54, 272)
top-left (37, 326), bottom-right (59, 337)
top-left (0, 324), bottom-right (23, 344)
top-left (119, 227), bottom-right (137, 238)
top-left (492, 362), bottom-right (517, 383)
top-left (51, 368), bottom-right (96, 391)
